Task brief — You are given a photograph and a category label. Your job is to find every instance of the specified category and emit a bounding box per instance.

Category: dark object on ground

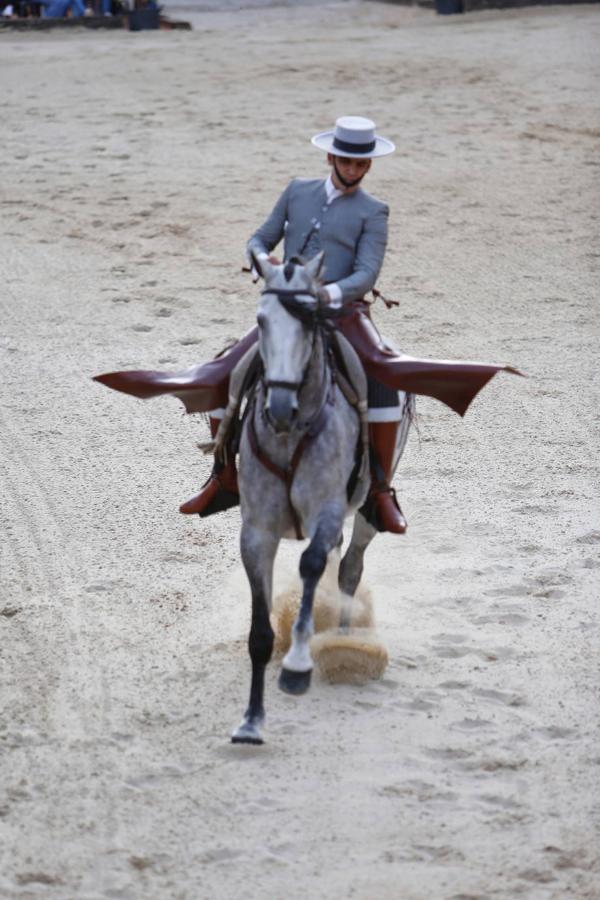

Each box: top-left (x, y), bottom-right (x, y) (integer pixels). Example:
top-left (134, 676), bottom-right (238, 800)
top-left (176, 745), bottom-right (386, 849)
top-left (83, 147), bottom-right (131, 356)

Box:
top-left (127, 4), bottom-right (158, 29)
top-left (435, 0), bottom-right (463, 12)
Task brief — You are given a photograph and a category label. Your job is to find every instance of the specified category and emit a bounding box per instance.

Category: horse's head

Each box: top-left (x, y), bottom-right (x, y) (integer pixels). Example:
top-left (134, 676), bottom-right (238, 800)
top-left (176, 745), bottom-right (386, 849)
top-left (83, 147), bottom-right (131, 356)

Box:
top-left (253, 251), bottom-right (325, 434)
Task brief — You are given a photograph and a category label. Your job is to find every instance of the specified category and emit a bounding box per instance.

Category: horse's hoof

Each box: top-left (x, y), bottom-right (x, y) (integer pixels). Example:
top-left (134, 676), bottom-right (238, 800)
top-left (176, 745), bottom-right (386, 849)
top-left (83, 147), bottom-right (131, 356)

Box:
top-left (278, 666), bottom-right (312, 695)
top-left (231, 718), bottom-right (264, 745)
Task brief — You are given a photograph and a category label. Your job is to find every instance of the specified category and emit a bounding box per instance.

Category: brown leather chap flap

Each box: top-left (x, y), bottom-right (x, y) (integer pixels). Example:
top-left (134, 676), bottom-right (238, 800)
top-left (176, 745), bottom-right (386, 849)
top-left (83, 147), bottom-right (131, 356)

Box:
top-left (93, 309), bottom-right (522, 418)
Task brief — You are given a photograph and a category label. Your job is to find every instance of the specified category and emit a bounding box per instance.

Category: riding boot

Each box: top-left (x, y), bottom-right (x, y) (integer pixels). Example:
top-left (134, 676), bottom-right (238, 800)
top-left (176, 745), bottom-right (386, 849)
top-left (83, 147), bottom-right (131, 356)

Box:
top-left (179, 416), bottom-right (239, 516)
top-left (361, 421), bottom-right (407, 534)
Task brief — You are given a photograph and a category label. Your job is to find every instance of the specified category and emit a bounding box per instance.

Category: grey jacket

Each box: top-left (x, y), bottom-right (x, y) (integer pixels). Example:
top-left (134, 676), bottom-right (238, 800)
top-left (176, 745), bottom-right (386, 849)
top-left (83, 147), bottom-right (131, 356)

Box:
top-left (247, 178), bottom-right (389, 303)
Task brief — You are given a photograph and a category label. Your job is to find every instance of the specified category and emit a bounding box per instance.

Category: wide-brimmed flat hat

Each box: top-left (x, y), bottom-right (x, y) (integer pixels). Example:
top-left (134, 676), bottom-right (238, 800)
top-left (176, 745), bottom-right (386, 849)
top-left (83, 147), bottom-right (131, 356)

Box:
top-left (311, 116), bottom-right (395, 159)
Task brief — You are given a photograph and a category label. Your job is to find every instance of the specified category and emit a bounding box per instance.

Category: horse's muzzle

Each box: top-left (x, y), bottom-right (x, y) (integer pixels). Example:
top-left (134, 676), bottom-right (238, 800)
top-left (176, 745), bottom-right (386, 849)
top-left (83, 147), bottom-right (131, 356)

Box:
top-left (266, 386), bottom-right (298, 434)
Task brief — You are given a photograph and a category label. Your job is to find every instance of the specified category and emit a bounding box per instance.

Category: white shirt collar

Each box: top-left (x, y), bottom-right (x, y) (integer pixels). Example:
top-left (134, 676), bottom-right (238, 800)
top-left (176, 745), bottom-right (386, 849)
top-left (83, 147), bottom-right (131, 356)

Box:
top-left (325, 174), bottom-right (343, 204)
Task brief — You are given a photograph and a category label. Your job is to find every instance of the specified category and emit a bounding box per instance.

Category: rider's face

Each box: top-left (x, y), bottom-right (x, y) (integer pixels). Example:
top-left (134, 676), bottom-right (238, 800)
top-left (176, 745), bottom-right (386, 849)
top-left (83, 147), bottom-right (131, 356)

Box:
top-left (328, 154), bottom-right (372, 192)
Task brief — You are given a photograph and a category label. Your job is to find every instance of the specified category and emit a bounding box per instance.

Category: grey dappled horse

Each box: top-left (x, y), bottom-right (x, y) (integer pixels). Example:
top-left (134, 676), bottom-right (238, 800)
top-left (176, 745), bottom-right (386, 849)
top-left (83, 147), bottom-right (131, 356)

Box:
top-left (231, 253), bottom-right (411, 744)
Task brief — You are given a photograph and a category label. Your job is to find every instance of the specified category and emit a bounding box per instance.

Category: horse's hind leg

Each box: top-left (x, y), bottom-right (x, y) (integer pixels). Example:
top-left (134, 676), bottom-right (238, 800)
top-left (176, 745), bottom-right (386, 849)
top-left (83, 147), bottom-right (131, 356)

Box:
top-left (338, 393), bottom-right (413, 610)
top-left (232, 524), bottom-right (278, 745)
top-left (279, 503), bottom-right (344, 695)
top-left (338, 512), bottom-right (377, 612)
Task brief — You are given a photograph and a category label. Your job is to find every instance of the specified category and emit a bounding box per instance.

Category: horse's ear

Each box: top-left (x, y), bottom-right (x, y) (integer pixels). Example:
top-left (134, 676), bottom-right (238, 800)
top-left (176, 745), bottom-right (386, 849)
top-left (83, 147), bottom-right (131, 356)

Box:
top-left (250, 250), bottom-right (274, 282)
top-left (305, 250), bottom-right (325, 282)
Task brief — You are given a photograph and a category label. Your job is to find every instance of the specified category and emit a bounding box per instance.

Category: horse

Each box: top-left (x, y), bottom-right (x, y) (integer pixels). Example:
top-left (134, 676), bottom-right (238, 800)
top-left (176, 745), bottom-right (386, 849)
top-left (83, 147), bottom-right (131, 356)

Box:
top-left (231, 252), bottom-right (411, 745)
top-left (92, 251), bottom-right (520, 746)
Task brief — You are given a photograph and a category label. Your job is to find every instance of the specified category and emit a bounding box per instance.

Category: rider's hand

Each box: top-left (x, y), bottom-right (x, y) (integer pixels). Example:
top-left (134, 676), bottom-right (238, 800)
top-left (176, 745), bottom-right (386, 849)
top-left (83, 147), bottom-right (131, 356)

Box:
top-left (267, 255), bottom-right (281, 265)
top-left (317, 286), bottom-right (334, 305)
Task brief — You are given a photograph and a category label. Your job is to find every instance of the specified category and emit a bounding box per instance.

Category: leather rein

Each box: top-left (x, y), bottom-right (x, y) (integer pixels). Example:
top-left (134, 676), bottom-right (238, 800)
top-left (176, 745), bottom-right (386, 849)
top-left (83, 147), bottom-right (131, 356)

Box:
top-left (247, 287), bottom-right (340, 539)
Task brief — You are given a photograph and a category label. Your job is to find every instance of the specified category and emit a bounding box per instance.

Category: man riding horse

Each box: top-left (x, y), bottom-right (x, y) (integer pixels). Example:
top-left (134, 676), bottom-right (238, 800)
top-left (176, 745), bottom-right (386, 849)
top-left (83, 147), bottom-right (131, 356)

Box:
top-left (93, 117), bottom-right (520, 743)
top-left (180, 116), bottom-right (409, 535)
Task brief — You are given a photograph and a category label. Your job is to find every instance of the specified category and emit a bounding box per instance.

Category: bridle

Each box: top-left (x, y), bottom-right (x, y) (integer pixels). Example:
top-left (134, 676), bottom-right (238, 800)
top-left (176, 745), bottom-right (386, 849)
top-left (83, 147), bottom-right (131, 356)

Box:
top-left (259, 287), bottom-right (322, 396)
top-left (259, 285), bottom-right (349, 395)
top-left (260, 287), bottom-right (319, 323)
top-left (251, 285), bottom-right (339, 538)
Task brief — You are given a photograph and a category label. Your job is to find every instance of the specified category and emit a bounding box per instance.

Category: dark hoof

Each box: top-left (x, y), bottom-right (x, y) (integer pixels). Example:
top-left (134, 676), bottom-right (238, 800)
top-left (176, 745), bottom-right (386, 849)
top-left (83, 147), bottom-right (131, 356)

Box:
top-left (278, 667), bottom-right (312, 695)
top-left (231, 732), bottom-right (263, 746)
top-left (231, 716), bottom-right (264, 745)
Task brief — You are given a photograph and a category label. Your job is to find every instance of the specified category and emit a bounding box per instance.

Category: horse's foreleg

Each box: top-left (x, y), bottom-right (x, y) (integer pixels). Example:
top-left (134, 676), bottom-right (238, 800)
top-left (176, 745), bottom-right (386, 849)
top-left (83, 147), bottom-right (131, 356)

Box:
top-left (232, 525), bottom-right (278, 745)
top-left (338, 511), bottom-right (377, 606)
top-left (279, 503), bottom-right (344, 695)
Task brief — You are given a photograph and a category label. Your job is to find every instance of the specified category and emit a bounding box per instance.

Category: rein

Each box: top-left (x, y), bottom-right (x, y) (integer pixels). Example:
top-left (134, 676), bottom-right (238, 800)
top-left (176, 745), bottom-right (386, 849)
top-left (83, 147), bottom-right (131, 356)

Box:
top-left (260, 287), bottom-right (351, 329)
top-left (260, 290), bottom-right (319, 394)
top-left (249, 289), bottom-right (338, 539)
top-left (260, 286), bottom-right (345, 396)
top-left (247, 379), bottom-right (333, 540)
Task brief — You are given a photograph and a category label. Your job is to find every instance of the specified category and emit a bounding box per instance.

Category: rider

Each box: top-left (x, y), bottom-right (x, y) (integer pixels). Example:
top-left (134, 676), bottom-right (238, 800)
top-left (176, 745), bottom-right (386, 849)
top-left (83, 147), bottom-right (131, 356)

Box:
top-left (180, 116), bottom-right (408, 534)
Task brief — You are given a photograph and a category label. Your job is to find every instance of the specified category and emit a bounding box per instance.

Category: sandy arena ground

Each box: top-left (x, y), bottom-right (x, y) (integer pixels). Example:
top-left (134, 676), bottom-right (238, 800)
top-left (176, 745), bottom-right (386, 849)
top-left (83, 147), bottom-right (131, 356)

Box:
top-left (1, 3), bottom-right (599, 897)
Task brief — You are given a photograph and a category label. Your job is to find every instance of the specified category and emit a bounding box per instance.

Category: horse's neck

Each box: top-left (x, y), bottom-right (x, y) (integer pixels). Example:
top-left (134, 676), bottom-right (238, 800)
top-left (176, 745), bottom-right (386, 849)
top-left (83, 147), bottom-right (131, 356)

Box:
top-left (298, 330), bottom-right (329, 423)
